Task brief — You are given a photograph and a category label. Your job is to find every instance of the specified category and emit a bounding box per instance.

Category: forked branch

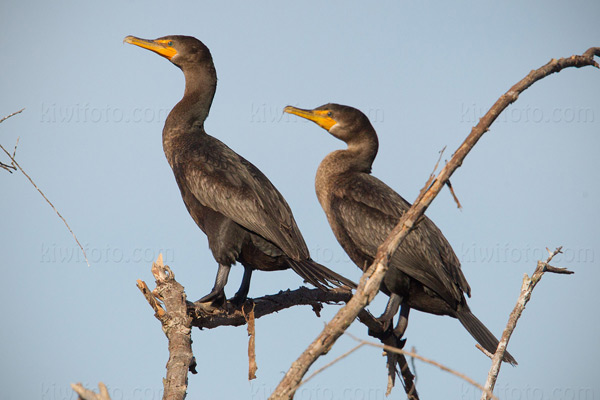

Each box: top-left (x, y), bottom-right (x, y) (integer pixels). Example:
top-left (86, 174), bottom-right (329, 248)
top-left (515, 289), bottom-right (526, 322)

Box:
top-left (1, 108), bottom-right (90, 266)
top-left (270, 47), bottom-right (599, 399)
top-left (137, 255), bottom-right (195, 400)
top-left (481, 247), bottom-right (573, 399)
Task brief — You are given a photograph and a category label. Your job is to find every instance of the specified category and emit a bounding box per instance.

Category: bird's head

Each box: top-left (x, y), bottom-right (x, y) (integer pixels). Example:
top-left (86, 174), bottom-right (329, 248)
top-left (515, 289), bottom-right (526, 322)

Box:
top-left (124, 35), bottom-right (213, 71)
top-left (284, 103), bottom-right (374, 144)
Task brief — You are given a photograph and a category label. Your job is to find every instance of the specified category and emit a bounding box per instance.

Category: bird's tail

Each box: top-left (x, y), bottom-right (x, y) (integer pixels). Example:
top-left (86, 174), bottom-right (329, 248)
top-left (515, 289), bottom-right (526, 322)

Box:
top-left (456, 309), bottom-right (517, 365)
top-left (288, 259), bottom-right (357, 291)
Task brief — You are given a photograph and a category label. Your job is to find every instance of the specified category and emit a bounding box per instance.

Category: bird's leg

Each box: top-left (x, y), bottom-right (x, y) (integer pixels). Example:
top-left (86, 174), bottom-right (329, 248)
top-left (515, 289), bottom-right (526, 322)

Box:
top-left (197, 263), bottom-right (231, 305)
top-left (230, 265), bottom-right (253, 306)
top-left (378, 293), bottom-right (402, 331)
top-left (393, 304), bottom-right (410, 338)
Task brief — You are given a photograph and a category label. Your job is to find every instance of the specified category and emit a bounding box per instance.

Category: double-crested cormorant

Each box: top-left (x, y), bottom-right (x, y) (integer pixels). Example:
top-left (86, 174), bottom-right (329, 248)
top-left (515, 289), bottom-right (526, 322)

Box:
top-left (124, 35), bottom-right (354, 304)
top-left (284, 103), bottom-right (516, 364)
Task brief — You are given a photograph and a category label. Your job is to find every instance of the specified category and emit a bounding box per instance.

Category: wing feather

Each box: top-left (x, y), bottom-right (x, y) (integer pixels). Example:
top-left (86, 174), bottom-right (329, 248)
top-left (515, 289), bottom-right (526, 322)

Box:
top-left (173, 134), bottom-right (308, 260)
top-left (331, 173), bottom-right (469, 304)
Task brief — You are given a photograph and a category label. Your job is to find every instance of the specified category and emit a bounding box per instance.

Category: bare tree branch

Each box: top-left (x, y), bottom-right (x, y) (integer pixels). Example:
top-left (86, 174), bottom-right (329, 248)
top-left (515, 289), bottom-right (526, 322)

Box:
top-left (190, 284), bottom-right (418, 394)
top-left (188, 286), bottom-right (353, 329)
top-left (1, 109), bottom-right (23, 172)
top-left (0, 160), bottom-right (14, 172)
top-left (144, 259), bottom-right (418, 398)
top-left (480, 247), bottom-right (573, 400)
top-left (301, 342), bottom-right (366, 385)
top-left (1, 109), bottom-right (90, 266)
top-left (269, 47), bottom-right (599, 399)
top-left (243, 302), bottom-right (258, 380)
top-left (71, 382), bottom-right (112, 400)
top-left (342, 333), bottom-right (497, 400)
top-left (0, 108), bottom-right (24, 124)
top-left (358, 310), bottom-right (418, 398)
top-left (445, 180), bottom-right (462, 209)
top-left (137, 255), bottom-right (195, 400)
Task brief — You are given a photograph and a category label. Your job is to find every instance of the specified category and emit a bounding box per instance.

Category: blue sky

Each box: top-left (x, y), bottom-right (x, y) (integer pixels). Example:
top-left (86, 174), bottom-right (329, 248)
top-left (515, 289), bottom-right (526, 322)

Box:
top-left (1, 1), bottom-right (599, 399)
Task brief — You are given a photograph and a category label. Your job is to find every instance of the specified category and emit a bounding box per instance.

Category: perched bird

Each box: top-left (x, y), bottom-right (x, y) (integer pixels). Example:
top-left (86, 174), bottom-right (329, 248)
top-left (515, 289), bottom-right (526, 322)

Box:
top-left (284, 103), bottom-right (516, 364)
top-left (124, 35), bottom-right (354, 305)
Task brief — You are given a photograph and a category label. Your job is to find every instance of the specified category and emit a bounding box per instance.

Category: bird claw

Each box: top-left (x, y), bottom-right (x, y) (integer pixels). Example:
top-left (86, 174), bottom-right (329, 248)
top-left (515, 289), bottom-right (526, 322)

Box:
top-left (368, 317), bottom-right (395, 340)
top-left (229, 293), bottom-right (248, 308)
top-left (377, 316), bottom-right (394, 332)
top-left (197, 289), bottom-right (226, 307)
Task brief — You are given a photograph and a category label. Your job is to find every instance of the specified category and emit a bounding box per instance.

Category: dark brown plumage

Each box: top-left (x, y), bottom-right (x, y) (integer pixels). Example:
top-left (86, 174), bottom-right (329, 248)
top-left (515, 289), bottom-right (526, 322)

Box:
top-left (124, 36), bottom-right (354, 305)
top-left (285, 103), bottom-right (516, 364)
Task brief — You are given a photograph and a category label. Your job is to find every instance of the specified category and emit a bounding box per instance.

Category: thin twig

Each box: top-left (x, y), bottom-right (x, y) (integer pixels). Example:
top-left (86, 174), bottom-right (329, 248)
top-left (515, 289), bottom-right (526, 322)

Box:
top-left (0, 161), bottom-right (14, 172)
top-left (12, 136), bottom-right (19, 159)
top-left (269, 47), bottom-right (599, 400)
top-left (358, 309), bottom-right (418, 398)
top-left (445, 180), bottom-right (462, 209)
top-left (430, 146), bottom-right (446, 182)
top-left (409, 346), bottom-right (418, 385)
top-left (0, 110), bottom-right (23, 173)
top-left (343, 332), bottom-right (497, 400)
top-left (0, 142), bottom-right (90, 266)
top-left (1, 109), bottom-right (90, 266)
top-left (480, 247), bottom-right (572, 400)
top-left (302, 342), bottom-right (366, 385)
top-left (476, 344), bottom-right (494, 360)
top-left (0, 108), bottom-right (24, 124)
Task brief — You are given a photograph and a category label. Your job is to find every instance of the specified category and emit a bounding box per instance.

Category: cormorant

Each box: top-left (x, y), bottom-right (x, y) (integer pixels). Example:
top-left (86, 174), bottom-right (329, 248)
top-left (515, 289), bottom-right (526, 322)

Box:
top-left (284, 103), bottom-right (516, 364)
top-left (124, 35), bottom-right (354, 305)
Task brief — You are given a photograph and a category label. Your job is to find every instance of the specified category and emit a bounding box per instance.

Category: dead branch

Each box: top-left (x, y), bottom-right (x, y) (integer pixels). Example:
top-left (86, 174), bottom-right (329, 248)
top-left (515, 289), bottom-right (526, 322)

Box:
top-left (137, 255), bottom-right (194, 400)
top-left (344, 333), bottom-right (497, 400)
top-left (480, 247), bottom-right (573, 400)
top-left (0, 110), bottom-right (22, 172)
top-left (1, 109), bottom-right (23, 173)
top-left (144, 258), bottom-right (417, 398)
top-left (0, 109), bottom-right (90, 266)
top-left (189, 282), bottom-right (418, 392)
top-left (70, 382), bottom-right (112, 400)
top-left (188, 286), bottom-right (353, 329)
top-left (0, 160), bottom-right (14, 172)
top-left (269, 47), bottom-right (599, 399)
top-left (0, 108), bottom-right (24, 124)
top-left (358, 310), bottom-right (418, 399)
top-left (243, 302), bottom-right (258, 380)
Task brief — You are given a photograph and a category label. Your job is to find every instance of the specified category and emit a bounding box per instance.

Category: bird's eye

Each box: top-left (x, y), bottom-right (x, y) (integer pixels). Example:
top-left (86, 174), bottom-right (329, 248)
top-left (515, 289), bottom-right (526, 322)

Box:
top-left (327, 111), bottom-right (333, 117)
top-left (168, 41), bottom-right (174, 46)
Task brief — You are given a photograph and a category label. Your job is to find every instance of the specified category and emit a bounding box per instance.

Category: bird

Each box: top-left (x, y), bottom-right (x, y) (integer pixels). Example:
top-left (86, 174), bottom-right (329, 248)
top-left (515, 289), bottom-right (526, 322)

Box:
top-left (284, 103), bottom-right (516, 364)
top-left (123, 35), bottom-right (355, 305)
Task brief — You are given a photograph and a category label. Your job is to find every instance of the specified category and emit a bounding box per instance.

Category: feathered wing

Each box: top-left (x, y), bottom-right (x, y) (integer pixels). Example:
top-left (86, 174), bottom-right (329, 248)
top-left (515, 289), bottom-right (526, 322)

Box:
top-left (331, 173), bottom-right (470, 305)
top-left (329, 173), bottom-right (515, 363)
top-left (180, 135), bottom-right (309, 260)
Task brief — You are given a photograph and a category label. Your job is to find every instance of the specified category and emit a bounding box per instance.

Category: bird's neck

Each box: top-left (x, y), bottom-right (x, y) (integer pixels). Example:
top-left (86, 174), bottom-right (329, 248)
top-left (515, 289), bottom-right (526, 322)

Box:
top-left (165, 64), bottom-right (217, 133)
top-left (315, 133), bottom-right (378, 207)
